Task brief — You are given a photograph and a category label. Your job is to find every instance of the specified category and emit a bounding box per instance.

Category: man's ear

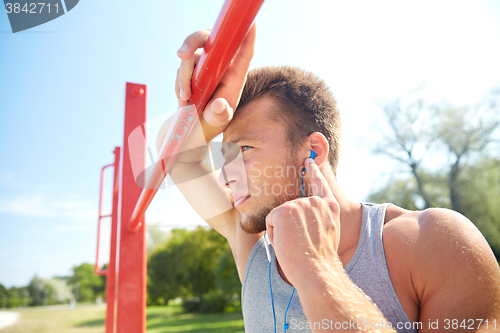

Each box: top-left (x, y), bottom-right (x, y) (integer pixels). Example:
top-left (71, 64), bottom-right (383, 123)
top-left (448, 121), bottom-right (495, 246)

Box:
top-left (307, 132), bottom-right (329, 166)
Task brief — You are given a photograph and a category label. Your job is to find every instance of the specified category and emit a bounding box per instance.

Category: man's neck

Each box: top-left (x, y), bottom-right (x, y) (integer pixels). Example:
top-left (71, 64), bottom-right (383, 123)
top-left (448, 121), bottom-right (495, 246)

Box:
top-left (324, 169), bottom-right (363, 262)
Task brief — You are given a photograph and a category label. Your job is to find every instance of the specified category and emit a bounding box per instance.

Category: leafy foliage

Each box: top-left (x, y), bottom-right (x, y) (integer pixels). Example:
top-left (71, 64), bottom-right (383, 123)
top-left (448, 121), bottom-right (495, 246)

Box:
top-left (370, 87), bottom-right (500, 258)
top-left (67, 263), bottom-right (105, 302)
top-left (368, 158), bottom-right (500, 257)
top-left (147, 226), bottom-right (240, 312)
top-left (27, 276), bottom-right (73, 306)
top-left (1, 286), bottom-right (29, 308)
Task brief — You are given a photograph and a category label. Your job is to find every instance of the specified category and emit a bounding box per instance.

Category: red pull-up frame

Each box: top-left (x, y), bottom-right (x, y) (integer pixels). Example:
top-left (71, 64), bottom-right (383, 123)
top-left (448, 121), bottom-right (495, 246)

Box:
top-left (94, 147), bottom-right (120, 333)
top-left (128, 0), bottom-right (265, 231)
top-left (95, 163), bottom-right (113, 276)
top-left (97, 83), bottom-right (147, 333)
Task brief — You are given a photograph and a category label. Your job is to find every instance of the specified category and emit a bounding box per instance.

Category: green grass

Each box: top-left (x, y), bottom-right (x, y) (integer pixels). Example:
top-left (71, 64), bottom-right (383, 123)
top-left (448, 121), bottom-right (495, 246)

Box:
top-left (0, 304), bottom-right (106, 333)
top-left (1, 304), bottom-right (244, 333)
top-left (147, 305), bottom-right (244, 333)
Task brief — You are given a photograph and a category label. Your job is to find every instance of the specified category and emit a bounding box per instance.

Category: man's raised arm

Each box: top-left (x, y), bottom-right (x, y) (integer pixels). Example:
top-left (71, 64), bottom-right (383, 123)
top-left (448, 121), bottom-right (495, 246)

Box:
top-left (155, 24), bottom-right (256, 242)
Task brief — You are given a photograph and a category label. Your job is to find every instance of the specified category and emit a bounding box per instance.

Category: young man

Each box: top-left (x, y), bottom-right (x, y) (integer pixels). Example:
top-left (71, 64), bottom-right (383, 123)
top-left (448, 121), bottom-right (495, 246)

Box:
top-left (158, 25), bottom-right (500, 332)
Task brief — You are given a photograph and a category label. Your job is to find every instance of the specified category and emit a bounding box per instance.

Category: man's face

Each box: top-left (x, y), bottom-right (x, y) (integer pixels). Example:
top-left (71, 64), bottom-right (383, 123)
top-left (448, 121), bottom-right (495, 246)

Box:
top-left (219, 97), bottom-right (304, 234)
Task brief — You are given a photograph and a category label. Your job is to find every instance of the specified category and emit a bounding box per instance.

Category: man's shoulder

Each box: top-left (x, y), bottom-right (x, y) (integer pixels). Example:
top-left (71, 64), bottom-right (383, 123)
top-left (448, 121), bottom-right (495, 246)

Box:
top-left (382, 205), bottom-right (491, 263)
top-left (383, 205), bottom-right (469, 229)
top-left (381, 205), bottom-right (500, 318)
top-left (382, 205), bottom-right (485, 250)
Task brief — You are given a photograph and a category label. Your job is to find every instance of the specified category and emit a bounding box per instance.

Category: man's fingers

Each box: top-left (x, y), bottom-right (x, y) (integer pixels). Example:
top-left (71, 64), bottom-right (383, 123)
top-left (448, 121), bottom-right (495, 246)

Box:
top-left (175, 69), bottom-right (180, 97)
top-left (178, 49), bottom-right (202, 103)
top-left (175, 69), bottom-right (186, 107)
top-left (305, 158), bottom-right (335, 201)
top-left (178, 57), bottom-right (194, 102)
top-left (176, 30), bottom-right (208, 103)
top-left (203, 98), bottom-right (233, 129)
top-left (177, 30), bottom-right (211, 60)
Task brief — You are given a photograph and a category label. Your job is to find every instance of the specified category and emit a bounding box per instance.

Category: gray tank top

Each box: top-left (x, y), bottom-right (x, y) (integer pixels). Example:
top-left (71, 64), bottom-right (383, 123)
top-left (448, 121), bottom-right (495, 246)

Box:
top-left (241, 203), bottom-right (417, 333)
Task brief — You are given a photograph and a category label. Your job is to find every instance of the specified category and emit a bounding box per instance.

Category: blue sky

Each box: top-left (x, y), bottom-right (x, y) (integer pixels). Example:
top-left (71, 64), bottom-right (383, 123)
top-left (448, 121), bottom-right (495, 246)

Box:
top-left (1, 0), bottom-right (499, 288)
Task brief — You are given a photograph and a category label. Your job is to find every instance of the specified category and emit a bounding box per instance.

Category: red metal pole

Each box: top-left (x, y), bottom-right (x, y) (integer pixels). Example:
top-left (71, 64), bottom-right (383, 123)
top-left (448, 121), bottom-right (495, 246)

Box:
top-left (105, 147), bottom-right (121, 333)
top-left (95, 163), bottom-right (113, 276)
top-left (128, 0), bottom-right (264, 231)
top-left (116, 83), bottom-right (147, 333)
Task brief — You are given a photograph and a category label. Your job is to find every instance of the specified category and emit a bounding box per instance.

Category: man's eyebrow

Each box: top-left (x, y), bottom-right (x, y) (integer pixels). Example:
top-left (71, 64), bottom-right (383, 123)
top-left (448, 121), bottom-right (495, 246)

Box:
top-left (227, 137), bottom-right (245, 145)
top-left (227, 135), bottom-right (263, 144)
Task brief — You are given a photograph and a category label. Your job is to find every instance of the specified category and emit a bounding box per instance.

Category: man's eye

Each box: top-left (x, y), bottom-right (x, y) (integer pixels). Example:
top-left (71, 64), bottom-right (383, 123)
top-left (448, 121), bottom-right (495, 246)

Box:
top-left (241, 145), bottom-right (252, 152)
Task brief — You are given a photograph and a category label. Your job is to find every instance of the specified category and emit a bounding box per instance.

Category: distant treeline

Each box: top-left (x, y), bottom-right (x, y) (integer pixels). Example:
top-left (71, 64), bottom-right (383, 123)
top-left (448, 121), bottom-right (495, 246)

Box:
top-left (0, 263), bottom-right (105, 308)
top-left (1, 226), bottom-right (240, 314)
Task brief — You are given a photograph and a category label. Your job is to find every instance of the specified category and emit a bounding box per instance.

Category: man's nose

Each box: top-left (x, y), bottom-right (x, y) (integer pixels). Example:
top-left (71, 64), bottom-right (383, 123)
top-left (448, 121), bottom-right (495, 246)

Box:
top-left (217, 168), bottom-right (238, 188)
top-left (217, 160), bottom-right (242, 188)
top-left (217, 151), bottom-right (248, 191)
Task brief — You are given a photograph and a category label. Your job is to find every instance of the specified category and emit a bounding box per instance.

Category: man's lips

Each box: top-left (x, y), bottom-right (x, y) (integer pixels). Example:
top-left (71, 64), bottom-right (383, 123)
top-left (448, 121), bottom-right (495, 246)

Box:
top-left (232, 194), bottom-right (250, 207)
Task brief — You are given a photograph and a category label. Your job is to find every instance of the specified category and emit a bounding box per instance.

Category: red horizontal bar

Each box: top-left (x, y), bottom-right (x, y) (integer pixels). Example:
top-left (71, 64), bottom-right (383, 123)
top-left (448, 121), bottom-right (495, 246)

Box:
top-left (128, 0), bottom-right (264, 231)
top-left (95, 268), bottom-right (108, 277)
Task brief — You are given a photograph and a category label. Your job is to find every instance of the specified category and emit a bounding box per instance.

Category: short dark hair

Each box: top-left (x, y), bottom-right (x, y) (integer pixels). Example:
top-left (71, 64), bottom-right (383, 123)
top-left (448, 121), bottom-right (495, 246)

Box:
top-left (237, 66), bottom-right (342, 174)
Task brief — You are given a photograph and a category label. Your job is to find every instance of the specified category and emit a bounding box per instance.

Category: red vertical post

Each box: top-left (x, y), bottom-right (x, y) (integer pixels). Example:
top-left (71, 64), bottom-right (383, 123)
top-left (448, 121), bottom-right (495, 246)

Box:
top-left (105, 147), bottom-right (121, 333)
top-left (116, 83), bottom-right (147, 333)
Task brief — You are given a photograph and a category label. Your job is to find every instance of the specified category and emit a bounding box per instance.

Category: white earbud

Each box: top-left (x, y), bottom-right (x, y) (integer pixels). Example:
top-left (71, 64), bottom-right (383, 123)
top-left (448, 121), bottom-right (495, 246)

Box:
top-left (264, 232), bottom-right (272, 263)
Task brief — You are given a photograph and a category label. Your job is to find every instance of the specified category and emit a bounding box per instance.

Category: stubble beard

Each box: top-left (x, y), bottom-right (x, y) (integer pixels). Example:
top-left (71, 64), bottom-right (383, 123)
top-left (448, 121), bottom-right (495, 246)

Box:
top-left (240, 154), bottom-right (302, 234)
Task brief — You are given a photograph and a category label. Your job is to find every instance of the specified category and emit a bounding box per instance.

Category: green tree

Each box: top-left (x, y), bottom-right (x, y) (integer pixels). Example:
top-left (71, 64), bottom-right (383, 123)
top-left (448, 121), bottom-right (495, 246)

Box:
top-left (456, 158), bottom-right (500, 255)
top-left (147, 229), bottom-right (190, 305)
top-left (368, 158), bottom-right (500, 257)
top-left (0, 283), bottom-right (8, 308)
top-left (6, 286), bottom-right (29, 308)
top-left (68, 263), bottom-right (105, 303)
top-left (27, 275), bottom-right (45, 306)
top-left (147, 226), bottom-right (240, 312)
top-left (27, 275), bottom-right (73, 306)
top-left (147, 225), bottom-right (171, 254)
top-left (433, 106), bottom-right (500, 214)
top-left (373, 95), bottom-right (435, 208)
top-left (370, 88), bottom-right (500, 258)
top-left (0, 284), bottom-right (6, 298)
top-left (213, 242), bottom-right (241, 308)
top-left (373, 87), bottom-right (500, 211)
